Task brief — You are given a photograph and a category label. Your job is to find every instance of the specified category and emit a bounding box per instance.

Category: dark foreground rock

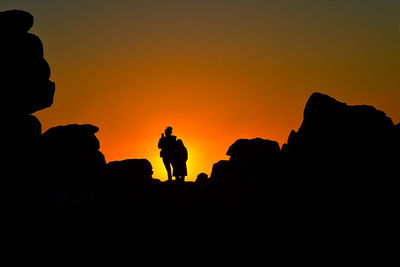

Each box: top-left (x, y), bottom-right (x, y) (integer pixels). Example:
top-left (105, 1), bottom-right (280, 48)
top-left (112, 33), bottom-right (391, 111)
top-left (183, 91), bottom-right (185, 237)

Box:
top-left (40, 124), bottom-right (106, 183)
top-left (286, 92), bottom-right (397, 168)
top-left (8, 92), bottom-right (399, 267)
top-left (211, 138), bottom-right (281, 188)
top-left (104, 159), bottom-right (154, 184)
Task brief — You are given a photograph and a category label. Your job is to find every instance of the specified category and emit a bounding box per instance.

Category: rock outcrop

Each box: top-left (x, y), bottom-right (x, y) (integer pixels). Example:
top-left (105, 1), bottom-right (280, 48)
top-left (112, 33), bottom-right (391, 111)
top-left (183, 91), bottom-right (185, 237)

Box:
top-left (211, 138), bottom-right (281, 187)
top-left (40, 124), bottom-right (106, 183)
top-left (104, 159), bottom-right (154, 184)
top-left (227, 138), bottom-right (280, 166)
top-left (285, 92), bottom-right (398, 180)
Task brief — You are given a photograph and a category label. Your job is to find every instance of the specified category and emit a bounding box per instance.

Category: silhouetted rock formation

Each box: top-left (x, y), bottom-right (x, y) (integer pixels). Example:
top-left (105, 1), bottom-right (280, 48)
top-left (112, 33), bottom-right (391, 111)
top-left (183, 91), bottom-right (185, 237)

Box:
top-left (280, 92), bottom-right (399, 266)
top-left (228, 138), bottom-right (280, 167)
top-left (211, 138), bottom-right (280, 187)
top-left (40, 124), bottom-right (106, 183)
top-left (285, 92), bottom-right (398, 179)
top-left (104, 159), bottom-right (154, 184)
top-left (1, 10), bottom-right (55, 185)
top-left (0, 10), bottom-right (55, 115)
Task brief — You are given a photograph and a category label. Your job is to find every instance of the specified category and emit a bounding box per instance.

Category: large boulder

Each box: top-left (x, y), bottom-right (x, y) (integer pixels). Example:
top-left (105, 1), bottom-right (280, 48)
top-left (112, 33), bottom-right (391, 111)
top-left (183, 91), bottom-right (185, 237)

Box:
top-left (0, 10), bottom-right (33, 33)
top-left (227, 138), bottom-right (280, 166)
top-left (40, 124), bottom-right (106, 183)
top-left (282, 92), bottom-right (400, 228)
top-left (284, 93), bottom-right (400, 259)
top-left (104, 159), bottom-right (154, 184)
top-left (0, 10), bottom-right (55, 115)
top-left (286, 93), bottom-right (397, 174)
top-left (210, 138), bottom-right (281, 188)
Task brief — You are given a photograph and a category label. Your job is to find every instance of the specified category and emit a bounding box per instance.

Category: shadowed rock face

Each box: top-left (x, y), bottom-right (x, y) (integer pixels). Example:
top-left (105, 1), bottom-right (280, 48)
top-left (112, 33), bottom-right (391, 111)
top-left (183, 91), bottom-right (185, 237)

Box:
top-left (286, 93), bottom-right (397, 175)
top-left (0, 9), bottom-right (55, 115)
top-left (104, 159), bottom-right (154, 184)
top-left (211, 138), bottom-right (281, 187)
top-left (40, 124), bottom-right (106, 182)
top-left (227, 138), bottom-right (280, 165)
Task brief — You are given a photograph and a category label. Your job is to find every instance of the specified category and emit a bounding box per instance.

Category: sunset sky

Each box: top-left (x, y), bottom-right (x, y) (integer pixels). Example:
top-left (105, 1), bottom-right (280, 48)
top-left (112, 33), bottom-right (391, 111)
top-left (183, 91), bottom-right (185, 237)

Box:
top-left (2, 0), bottom-right (399, 180)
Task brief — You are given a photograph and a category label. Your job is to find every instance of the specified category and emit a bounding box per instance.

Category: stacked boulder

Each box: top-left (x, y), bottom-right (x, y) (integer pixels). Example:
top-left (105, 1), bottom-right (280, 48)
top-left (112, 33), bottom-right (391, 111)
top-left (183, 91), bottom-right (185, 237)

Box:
top-left (1, 10), bottom-right (105, 185)
top-left (1, 10), bottom-right (55, 183)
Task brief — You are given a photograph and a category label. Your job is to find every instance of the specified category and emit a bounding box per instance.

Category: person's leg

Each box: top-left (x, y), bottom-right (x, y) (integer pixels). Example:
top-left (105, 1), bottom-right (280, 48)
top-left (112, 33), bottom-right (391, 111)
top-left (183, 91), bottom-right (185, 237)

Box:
top-left (163, 158), bottom-right (172, 181)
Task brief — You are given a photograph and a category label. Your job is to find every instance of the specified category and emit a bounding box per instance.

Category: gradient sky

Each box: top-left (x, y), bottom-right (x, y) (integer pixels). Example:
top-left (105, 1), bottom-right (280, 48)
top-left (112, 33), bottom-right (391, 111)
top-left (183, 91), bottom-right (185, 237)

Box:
top-left (2, 0), bottom-right (399, 180)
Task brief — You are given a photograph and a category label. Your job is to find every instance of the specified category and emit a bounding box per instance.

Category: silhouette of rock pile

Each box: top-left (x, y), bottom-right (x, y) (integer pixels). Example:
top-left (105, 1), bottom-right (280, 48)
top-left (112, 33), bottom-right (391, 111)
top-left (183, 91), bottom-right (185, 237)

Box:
top-left (1, 10), bottom-right (55, 115)
top-left (1, 10), bottom-right (55, 182)
top-left (104, 159), bottom-right (153, 184)
top-left (1, 10), bottom-right (108, 184)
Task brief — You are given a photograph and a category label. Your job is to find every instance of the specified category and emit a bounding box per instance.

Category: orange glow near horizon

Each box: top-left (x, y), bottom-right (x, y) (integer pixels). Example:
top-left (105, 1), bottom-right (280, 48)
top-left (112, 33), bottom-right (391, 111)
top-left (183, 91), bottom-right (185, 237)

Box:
top-left (4, 1), bottom-right (397, 181)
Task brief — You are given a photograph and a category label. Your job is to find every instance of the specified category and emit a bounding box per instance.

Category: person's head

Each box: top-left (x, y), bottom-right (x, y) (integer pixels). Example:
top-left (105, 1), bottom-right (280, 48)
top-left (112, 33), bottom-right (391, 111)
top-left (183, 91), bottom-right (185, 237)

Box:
top-left (177, 139), bottom-right (183, 146)
top-left (165, 126), bottom-right (173, 136)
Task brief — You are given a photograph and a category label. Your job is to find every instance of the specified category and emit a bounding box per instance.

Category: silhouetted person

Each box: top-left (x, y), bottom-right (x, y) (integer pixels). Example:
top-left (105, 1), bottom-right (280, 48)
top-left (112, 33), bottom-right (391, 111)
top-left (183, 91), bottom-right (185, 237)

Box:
top-left (158, 126), bottom-right (176, 181)
top-left (172, 139), bottom-right (188, 183)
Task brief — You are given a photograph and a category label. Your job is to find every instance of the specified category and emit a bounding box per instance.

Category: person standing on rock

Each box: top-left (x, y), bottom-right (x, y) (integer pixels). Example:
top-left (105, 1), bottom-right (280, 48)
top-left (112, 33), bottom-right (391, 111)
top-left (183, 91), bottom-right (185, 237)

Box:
top-left (158, 126), bottom-right (177, 181)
